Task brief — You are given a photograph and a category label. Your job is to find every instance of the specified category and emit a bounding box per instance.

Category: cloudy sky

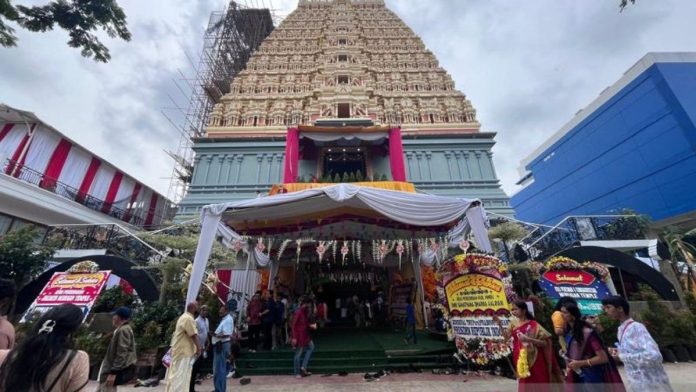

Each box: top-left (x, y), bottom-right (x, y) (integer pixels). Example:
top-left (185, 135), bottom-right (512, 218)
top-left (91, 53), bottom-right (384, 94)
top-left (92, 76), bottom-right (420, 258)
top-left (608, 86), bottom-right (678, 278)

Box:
top-left (1, 0), bottom-right (695, 201)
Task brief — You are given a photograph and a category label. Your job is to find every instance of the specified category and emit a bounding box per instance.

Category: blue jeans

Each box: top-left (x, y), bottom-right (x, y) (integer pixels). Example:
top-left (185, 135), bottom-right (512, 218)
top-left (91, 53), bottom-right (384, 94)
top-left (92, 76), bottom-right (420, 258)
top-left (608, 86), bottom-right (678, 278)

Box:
top-left (293, 340), bottom-right (315, 375)
top-left (214, 341), bottom-right (231, 392)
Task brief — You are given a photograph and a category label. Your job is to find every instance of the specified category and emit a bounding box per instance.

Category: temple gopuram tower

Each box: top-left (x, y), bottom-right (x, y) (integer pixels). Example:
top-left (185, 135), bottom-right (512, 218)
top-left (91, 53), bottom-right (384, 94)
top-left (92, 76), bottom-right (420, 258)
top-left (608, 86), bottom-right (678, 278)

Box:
top-left (177, 0), bottom-right (512, 218)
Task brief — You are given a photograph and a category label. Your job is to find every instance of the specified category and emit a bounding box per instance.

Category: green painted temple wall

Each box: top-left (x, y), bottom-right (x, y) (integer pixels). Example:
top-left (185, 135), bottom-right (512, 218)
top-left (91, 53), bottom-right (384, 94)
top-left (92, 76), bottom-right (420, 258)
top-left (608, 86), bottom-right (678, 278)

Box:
top-left (176, 134), bottom-right (512, 219)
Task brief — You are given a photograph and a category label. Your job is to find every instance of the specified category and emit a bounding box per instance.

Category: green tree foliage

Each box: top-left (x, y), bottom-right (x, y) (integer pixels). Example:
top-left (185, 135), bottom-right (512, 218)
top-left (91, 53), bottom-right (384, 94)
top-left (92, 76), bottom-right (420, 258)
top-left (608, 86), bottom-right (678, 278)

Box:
top-left (91, 285), bottom-right (135, 313)
top-left (488, 221), bottom-right (528, 262)
top-left (139, 225), bottom-right (237, 304)
top-left (0, 0), bottom-right (131, 62)
top-left (0, 226), bottom-right (56, 289)
top-left (661, 226), bottom-right (696, 292)
top-left (355, 170), bottom-right (364, 182)
top-left (333, 173), bottom-right (342, 183)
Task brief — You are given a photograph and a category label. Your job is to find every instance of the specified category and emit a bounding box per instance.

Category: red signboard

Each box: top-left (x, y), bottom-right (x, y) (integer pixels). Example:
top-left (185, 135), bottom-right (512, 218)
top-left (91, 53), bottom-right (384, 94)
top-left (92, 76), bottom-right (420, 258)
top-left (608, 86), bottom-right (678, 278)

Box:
top-left (542, 270), bottom-right (596, 286)
top-left (22, 271), bottom-right (111, 323)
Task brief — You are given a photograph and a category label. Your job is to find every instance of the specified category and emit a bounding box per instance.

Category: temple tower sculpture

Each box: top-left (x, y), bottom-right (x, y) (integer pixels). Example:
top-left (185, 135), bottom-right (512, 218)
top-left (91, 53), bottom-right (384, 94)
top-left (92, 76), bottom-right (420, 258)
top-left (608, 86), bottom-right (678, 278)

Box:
top-left (177, 0), bottom-right (512, 218)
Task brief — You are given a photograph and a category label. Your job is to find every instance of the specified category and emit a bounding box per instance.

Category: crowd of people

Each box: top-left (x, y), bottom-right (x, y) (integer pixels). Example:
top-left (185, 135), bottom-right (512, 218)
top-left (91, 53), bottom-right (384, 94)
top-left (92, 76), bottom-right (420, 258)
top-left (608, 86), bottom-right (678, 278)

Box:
top-left (0, 273), bottom-right (679, 392)
top-left (495, 295), bottom-right (674, 392)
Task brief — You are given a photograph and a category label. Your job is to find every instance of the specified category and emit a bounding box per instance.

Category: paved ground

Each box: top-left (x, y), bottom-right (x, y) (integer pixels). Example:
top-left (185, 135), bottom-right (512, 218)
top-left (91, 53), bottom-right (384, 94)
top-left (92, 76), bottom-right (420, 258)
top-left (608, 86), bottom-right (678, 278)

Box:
top-left (89, 363), bottom-right (696, 391)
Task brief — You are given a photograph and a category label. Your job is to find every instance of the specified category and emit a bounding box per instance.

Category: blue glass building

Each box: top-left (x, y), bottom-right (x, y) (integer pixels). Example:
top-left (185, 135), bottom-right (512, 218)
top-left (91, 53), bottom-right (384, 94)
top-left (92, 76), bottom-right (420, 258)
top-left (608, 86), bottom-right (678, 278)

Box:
top-left (512, 53), bottom-right (696, 226)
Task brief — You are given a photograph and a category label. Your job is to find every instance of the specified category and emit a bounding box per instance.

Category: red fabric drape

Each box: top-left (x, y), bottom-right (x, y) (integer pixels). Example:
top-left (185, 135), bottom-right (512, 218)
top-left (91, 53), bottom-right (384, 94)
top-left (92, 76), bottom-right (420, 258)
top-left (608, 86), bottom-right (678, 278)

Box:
top-left (77, 157), bottom-right (101, 202)
top-left (6, 132), bottom-right (31, 176)
top-left (217, 269), bottom-right (232, 303)
top-left (283, 127), bottom-right (300, 183)
top-left (40, 138), bottom-right (72, 189)
top-left (388, 127), bottom-right (407, 181)
top-left (0, 123), bottom-right (13, 142)
top-left (144, 192), bottom-right (159, 227)
top-left (101, 172), bottom-right (124, 213)
top-left (122, 183), bottom-right (142, 223)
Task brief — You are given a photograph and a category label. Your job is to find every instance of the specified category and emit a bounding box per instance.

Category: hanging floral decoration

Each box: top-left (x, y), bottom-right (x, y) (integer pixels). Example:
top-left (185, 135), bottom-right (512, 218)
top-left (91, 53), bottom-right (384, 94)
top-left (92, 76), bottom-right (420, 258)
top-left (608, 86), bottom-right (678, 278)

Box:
top-left (316, 241), bottom-right (328, 263)
top-left (295, 239), bottom-right (303, 267)
top-left (395, 240), bottom-right (405, 267)
top-left (277, 239), bottom-right (292, 262)
top-left (340, 241), bottom-right (350, 264)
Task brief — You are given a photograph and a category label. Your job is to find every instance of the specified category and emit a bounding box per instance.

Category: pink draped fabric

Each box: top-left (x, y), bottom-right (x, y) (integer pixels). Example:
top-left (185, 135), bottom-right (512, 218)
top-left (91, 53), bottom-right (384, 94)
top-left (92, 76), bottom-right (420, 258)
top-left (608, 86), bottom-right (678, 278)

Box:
top-left (283, 127), bottom-right (300, 183)
top-left (388, 127), bottom-right (407, 181)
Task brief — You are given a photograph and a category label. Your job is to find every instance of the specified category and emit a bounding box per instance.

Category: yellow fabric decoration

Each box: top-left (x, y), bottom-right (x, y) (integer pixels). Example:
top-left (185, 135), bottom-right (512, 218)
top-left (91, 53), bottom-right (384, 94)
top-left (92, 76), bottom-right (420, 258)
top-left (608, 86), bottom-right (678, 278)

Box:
top-left (517, 346), bottom-right (531, 379)
top-left (269, 181), bottom-right (416, 195)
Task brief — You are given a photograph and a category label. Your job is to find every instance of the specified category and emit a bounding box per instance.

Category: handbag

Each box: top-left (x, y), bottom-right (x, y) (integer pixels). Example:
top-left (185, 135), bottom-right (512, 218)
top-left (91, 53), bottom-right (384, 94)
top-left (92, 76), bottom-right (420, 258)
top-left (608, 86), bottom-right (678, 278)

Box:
top-left (161, 348), bottom-right (173, 368)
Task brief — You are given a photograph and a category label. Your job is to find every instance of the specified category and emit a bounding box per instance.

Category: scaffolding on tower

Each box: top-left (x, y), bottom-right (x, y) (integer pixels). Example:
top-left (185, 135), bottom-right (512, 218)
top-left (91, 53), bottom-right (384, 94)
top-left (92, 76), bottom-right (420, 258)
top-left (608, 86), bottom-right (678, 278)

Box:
top-left (167, 0), bottom-right (276, 203)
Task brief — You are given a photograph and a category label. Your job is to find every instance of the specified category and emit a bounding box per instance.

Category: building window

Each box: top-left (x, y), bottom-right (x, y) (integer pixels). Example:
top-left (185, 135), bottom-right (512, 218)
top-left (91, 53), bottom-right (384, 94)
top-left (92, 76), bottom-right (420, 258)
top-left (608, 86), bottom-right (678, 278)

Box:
top-left (338, 39), bottom-right (347, 45)
top-left (337, 103), bottom-right (350, 118)
top-left (338, 75), bottom-right (349, 84)
top-left (338, 54), bottom-right (348, 62)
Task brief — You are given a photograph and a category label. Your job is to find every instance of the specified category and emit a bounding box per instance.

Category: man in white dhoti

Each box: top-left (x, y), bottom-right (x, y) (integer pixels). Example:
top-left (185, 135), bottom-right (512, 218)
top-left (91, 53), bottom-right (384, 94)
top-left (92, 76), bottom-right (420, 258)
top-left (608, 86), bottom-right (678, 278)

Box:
top-left (165, 302), bottom-right (201, 392)
top-left (602, 295), bottom-right (673, 392)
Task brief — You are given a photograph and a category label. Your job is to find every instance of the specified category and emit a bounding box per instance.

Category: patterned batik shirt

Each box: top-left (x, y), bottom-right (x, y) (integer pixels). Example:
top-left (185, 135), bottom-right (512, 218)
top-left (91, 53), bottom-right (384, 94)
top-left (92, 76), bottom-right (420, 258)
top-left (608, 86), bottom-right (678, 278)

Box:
top-left (617, 319), bottom-right (673, 392)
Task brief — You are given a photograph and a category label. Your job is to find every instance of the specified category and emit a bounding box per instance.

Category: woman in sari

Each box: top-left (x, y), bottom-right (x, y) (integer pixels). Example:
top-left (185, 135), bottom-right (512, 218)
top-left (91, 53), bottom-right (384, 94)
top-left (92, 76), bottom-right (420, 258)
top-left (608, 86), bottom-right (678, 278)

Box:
top-left (496, 300), bottom-right (562, 392)
top-left (561, 303), bottom-right (625, 392)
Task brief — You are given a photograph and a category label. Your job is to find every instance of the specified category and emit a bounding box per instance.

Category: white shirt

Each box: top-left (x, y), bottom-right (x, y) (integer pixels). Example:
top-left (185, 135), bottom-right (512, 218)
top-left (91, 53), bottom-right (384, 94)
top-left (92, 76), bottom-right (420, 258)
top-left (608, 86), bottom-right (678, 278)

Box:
top-left (617, 318), bottom-right (673, 391)
top-left (212, 314), bottom-right (234, 345)
top-left (195, 316), bottom-right (209, 347)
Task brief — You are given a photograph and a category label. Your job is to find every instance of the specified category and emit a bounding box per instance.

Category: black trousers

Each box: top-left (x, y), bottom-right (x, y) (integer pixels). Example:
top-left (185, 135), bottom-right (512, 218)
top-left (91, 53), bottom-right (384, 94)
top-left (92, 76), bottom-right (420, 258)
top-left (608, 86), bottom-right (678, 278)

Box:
top-left (262, 322), bottom-right (273, 350)
top-left (248, 324), bottom-right (261, 350)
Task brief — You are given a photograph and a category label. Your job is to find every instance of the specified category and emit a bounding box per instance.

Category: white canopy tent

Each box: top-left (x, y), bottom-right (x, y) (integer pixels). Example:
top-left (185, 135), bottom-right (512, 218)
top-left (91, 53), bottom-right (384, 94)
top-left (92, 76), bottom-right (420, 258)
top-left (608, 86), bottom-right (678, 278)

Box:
top-left (186, 183), bottom-right (492, 304)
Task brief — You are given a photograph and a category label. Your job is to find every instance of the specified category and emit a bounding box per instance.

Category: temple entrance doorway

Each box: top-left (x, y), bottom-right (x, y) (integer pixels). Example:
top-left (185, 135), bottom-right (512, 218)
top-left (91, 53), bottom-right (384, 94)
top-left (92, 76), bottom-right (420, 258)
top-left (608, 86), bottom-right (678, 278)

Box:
top-left (323, 148), bottom-right (366, 179)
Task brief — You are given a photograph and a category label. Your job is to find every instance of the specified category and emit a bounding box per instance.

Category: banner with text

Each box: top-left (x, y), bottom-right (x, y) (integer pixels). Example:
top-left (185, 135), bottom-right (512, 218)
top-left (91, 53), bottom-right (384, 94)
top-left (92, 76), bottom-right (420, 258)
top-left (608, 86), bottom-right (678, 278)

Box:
top-left (539, 269), bottom-right (611, 315)
top-left (445, 273), bottom-right (510, 340)
top-left (22, 271), bottom-right (111, 322)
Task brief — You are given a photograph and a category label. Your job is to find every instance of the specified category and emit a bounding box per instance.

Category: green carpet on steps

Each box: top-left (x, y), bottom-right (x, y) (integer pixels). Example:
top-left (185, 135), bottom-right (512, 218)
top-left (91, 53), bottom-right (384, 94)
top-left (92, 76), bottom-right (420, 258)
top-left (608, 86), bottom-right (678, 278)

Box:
top-left (234, 327), bottom-right (455, 375)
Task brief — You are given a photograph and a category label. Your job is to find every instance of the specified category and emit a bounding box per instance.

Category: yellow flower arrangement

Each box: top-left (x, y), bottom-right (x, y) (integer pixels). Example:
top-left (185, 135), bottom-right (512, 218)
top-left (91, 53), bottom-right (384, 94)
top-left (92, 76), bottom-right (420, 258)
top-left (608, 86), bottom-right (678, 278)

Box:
top-left (516, 346), bottom-right (531, 378)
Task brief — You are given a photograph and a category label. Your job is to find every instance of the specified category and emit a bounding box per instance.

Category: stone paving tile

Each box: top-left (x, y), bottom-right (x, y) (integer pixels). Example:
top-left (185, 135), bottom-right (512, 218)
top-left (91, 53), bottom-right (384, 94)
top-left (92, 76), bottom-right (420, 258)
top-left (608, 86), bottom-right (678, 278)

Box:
top-left (87, 363), bottom-right (696, 391)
